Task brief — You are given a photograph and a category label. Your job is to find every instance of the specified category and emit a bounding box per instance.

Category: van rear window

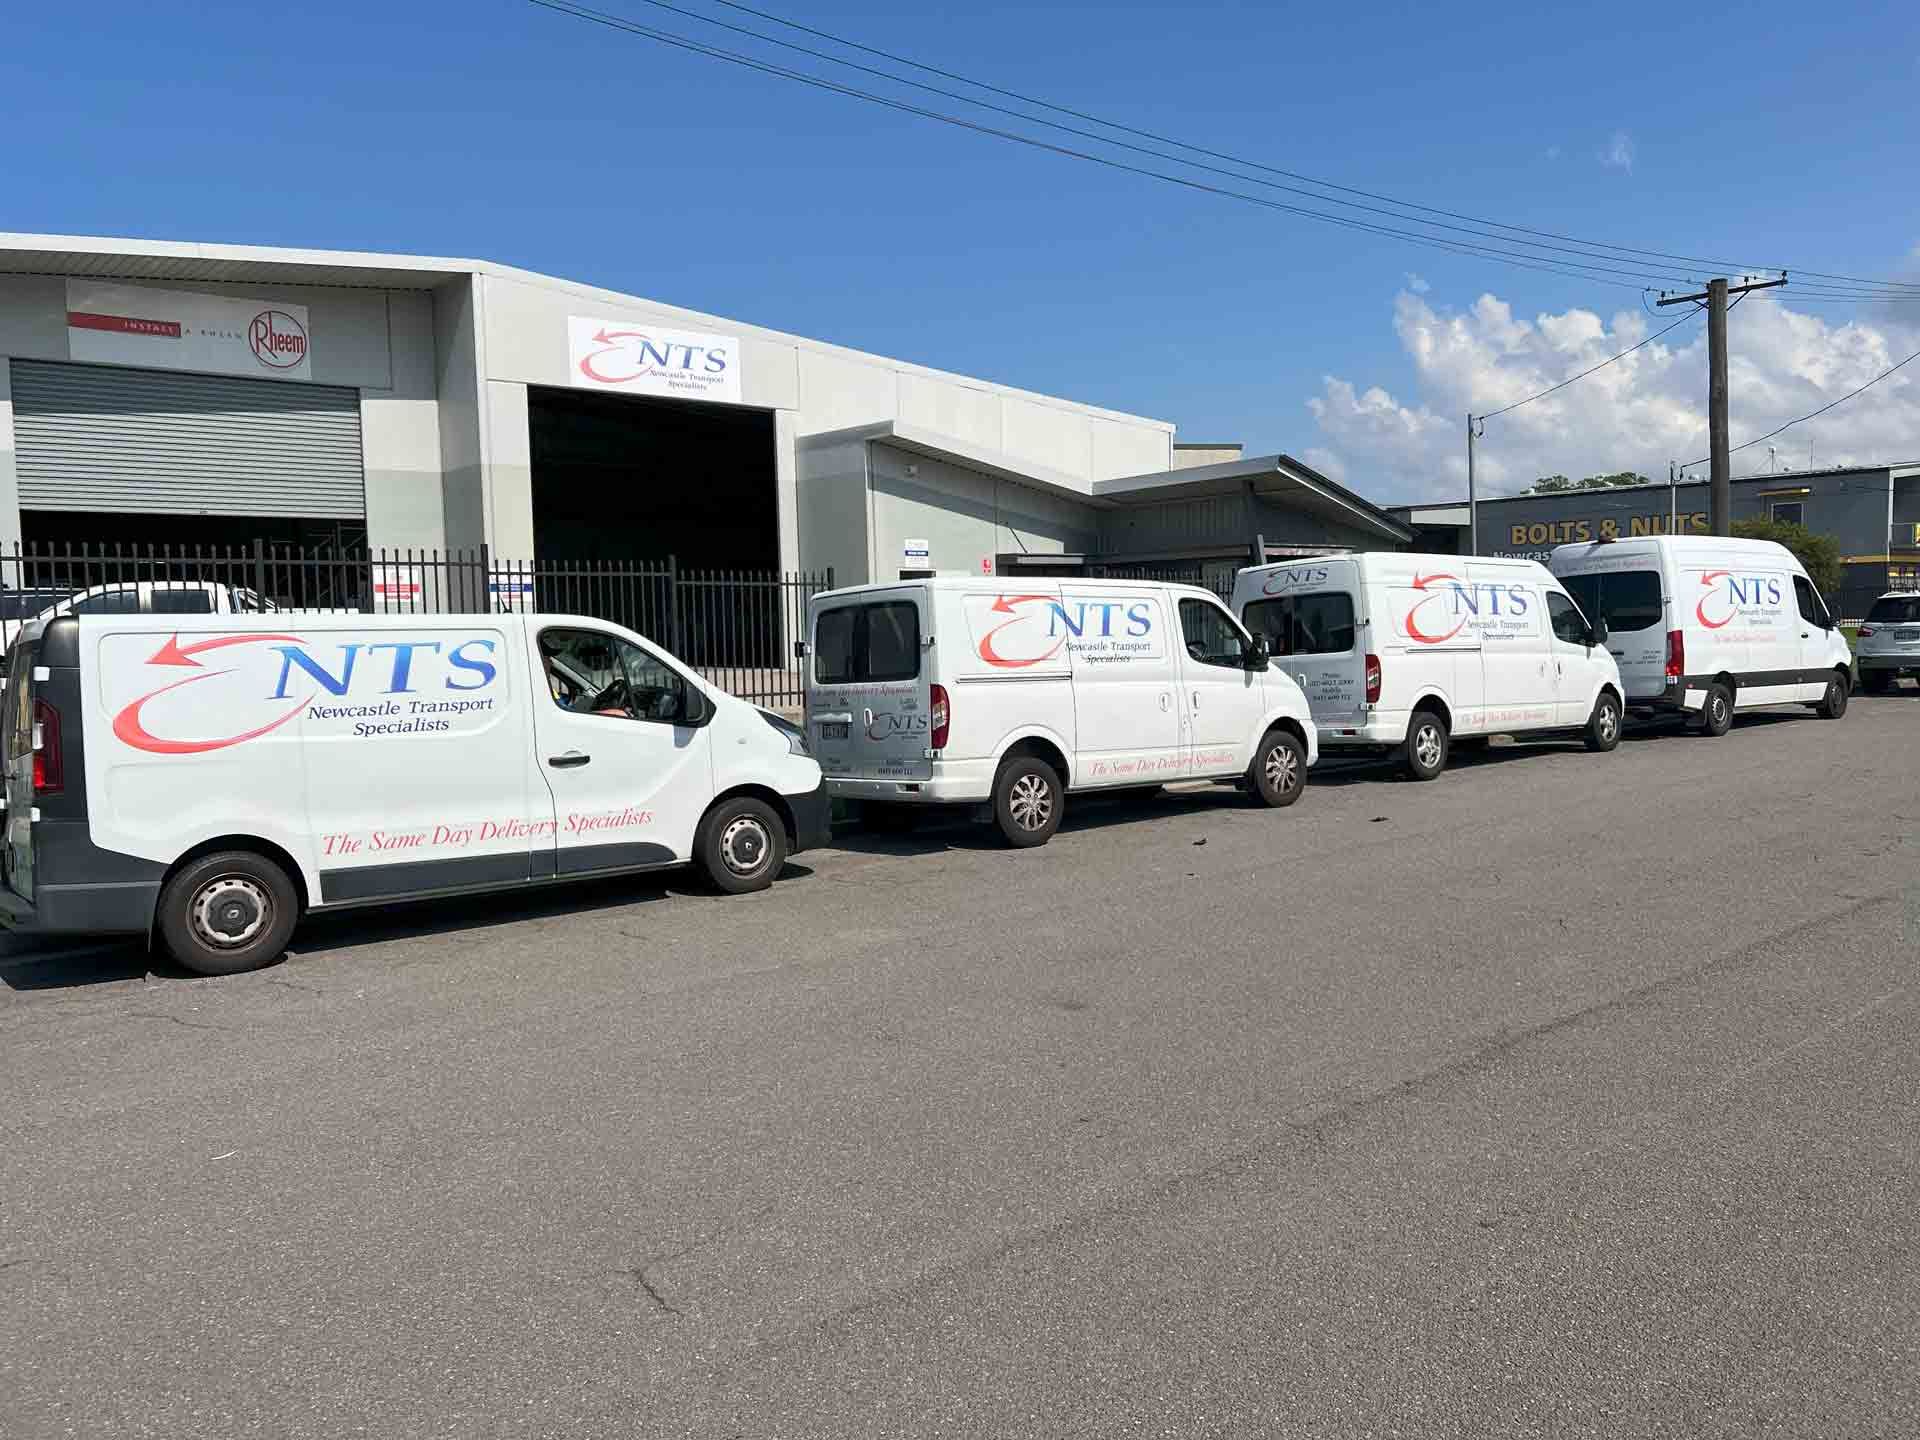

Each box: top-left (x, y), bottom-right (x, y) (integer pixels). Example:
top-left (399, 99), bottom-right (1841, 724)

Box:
top-left (815, 601), bottom-right (920, 684)
top-left (1560, 570), bottom-right (1664, 633)
top-left (1242, 592), bottom-right (1356, 656)
top-left (1865, 596), bottom-right (1920, 624)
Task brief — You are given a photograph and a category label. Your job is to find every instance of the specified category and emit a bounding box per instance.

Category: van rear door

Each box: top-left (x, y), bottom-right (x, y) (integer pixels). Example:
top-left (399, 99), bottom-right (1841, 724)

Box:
top-left (808, 590), bottom-right (933, 783)
top-left (1557, 561), bottom-right (1669, 700)
top-left (1238, 561), bottom-right (1364, 733)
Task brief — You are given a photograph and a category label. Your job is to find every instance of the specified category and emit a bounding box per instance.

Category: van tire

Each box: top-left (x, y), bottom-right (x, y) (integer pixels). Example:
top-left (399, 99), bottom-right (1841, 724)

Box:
top-left (156, 850), bottom-right (300, 978)
top-left (993, 756), bottom-right (1063, 847)
top-left (1249, 729), bottom-right (1308, 808)
top-left (1700, 682), bottom-right (1734, 737)
top-left (1403, 709), bottom-right (1449, 781)
top-left (1814, 670), bottom-right (1849, 720)
top-left (1585, 692), bottom-right (1623, 752)
top-left (697, 796), bottom-right (788, 894)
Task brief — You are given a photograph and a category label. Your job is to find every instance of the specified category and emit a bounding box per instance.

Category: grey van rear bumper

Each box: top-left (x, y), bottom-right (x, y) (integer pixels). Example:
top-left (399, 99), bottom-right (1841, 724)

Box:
top-left (788, 780), bottom-right (833, 854)
top-left (0, 878), bottom-right (157, 936)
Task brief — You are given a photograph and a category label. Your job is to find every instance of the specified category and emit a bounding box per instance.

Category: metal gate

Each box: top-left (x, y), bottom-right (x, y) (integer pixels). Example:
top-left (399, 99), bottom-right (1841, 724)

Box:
top-left (9, 359), bottom-right (365, 519)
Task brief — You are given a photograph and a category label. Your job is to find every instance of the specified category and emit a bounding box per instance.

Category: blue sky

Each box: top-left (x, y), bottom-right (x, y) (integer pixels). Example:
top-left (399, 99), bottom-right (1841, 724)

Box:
top-left (5, 1), bottom-right (1917, 495)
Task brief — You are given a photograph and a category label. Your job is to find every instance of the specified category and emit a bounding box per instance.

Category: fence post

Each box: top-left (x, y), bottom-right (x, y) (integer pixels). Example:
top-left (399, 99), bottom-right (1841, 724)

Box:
top-left (667, 554), bottom-right (681, 654)
top-left (477, 542), bottom-right (491, 614)
top-left (251, 538), bottom-right (267, 607)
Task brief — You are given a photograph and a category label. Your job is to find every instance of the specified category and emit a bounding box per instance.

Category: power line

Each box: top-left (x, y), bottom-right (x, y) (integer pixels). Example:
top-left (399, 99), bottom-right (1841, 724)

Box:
top-left (1680, 343), bottom-right (1920, 466)
top-left (1479, 310), bottom-right (1702, 421)
top-left (672, 0), bottom-right (1920, 297)
top-left (525, 0), bottom-right (1714, 293)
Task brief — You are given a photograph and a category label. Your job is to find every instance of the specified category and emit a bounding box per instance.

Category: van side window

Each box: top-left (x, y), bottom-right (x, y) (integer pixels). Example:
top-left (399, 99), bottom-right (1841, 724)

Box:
top-left (1177, 598), bottom-right (1250, 669)
top-left (539, 627), bottom-right (690, 724)
top-left (1547, 592), bottom-right (1590, 646)
top-left (814, 602), bottom-right (920, 684)
top-left (149, 588), bottom-right (216, 615)
top-left (1792, 576), bottom-right (1830, 628)
top-left (1241, 592), bottom-right (1356, 657)
top-left (67, 588), bottom-right (140, 615)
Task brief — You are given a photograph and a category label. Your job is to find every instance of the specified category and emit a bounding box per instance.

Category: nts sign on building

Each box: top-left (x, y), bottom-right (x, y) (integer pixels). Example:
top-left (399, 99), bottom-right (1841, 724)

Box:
top-left (65, 281), bottom-right (313, 382)
top-left (566, 316), bottom-right (742, 404)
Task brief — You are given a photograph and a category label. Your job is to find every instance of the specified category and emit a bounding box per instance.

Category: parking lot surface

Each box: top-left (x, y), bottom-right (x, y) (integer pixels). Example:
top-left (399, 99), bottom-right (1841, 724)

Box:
top-left (3, 696), bottom-right (1916, 1438)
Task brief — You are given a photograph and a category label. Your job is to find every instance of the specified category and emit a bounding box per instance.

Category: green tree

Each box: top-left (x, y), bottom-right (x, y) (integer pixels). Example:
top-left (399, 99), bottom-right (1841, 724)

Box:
top-left (1528, 471), bottom-right (1651, 494)
top-left (1731, 518), bottom-right (1845, 594)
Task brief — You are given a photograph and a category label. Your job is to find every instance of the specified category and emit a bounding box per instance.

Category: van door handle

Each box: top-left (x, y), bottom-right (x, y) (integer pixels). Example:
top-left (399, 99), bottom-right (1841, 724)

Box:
top-left (548, 751), bottom-right (591, 769)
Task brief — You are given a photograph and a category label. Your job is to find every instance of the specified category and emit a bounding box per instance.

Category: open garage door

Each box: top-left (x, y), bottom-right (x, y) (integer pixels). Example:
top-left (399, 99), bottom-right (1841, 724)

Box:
top-left (528, 387), bottom-right (777, 568)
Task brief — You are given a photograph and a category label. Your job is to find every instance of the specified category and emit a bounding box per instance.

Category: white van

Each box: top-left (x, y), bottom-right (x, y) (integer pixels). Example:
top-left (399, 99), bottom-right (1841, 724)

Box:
top-left (0, 612), bottom-right (827, 975)
top-left (804, 576), bottom-right (1316, 846)
top-left (1228, 552), bottom-right (1625, 780)
top-left (1853, 592), bottom-right (1920, 694)
top-left (1548, 535), bottom-right (1853, 733)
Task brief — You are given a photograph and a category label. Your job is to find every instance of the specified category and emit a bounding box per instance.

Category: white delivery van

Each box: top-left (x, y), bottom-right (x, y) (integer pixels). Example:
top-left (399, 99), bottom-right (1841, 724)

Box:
top-left (0, 612), bottom-right (828, 975)
top-left (1548, 535), bottom-right (1853, 733)
top-left (1229, 552), bottom-right (1624, 780)
top-left (804, 576), bottom-right (1316, 846)
top-left (1853, 591), bottom-right (1920, 694)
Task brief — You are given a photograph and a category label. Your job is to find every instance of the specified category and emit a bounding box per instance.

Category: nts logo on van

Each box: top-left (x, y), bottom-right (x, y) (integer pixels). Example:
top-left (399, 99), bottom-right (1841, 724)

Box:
top-left (1259, 565), bottom-right (1332, 595)
top-left (112, 632), bottom-right (499, 755)
top-left (976, 594), bottom-right (1155, 668)
top-left (1695, 570), bottom-right (1782, 629)
top-left (1402, 572), bottom-right (1532, 645)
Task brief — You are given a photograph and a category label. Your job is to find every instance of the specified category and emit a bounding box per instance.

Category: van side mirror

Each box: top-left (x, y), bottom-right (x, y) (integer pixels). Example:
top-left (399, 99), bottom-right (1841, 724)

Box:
top-left (1243, 633), bottom-right (1271, 672)
top-left (1588, 617), bottom-right (1609, 645)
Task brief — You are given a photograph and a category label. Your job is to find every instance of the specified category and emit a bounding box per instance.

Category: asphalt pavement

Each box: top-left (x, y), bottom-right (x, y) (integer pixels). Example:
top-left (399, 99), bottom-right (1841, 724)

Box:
top-left (3, 695), bottom-right (1916, 1438)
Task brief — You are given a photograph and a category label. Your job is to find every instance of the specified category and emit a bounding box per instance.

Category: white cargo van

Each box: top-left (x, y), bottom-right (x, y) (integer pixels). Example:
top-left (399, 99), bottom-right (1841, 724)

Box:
top-left (804, 576), bottom-right (1316, 845)
top-left (1853, 592), bottom-right (1920, 694)
top-left (1548, 535), bottom-right (1853, 733)
top-left (0, 613), bottom-right (828, 975)
top-left (1228, 553), bottom-right (1624, 780)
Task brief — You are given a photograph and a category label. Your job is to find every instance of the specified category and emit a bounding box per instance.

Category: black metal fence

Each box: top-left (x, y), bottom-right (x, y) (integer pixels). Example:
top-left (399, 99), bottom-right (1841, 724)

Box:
top-left (0, 543), bottom-right (833, 709)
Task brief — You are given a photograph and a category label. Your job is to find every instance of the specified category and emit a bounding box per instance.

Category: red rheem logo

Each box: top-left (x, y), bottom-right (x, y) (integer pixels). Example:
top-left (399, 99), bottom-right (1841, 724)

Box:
top-left (249, 310), bottom-right (308, 369)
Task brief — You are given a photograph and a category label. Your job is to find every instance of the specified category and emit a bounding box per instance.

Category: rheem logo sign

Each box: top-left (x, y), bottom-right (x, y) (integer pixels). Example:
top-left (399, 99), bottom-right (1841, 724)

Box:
top-left (248, 310), bottom-right (308, 369)
top-left (567, 316), bottom-right (742, 404)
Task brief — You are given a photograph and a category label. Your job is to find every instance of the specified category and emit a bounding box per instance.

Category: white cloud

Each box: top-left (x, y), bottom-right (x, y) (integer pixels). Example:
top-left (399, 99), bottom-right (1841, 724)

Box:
top-left (1404, 272), bottom-right (1430, 294)
top-left (1599, 130), bottom-right (1635, 172)
top-left (1305, 286), bottom-right (1920, 504)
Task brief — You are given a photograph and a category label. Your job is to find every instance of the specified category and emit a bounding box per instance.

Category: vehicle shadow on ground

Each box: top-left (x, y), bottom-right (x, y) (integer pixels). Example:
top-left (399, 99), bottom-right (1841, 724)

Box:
top-left (1, 862), bottom-right (817, 991)
top-left (828, 785), bottom-right (1259, 855)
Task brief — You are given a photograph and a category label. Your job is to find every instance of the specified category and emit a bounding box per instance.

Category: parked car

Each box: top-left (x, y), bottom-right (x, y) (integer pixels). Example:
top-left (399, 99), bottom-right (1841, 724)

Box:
top-left (1229, 552), bottom-right (1624, 780)
top-left (805, 576), bottom-right (1315, 846)
top-left (1550, 534), bottom-right (1853, 734)
top-left (1853, 592), bottom-right (1920, 694)
top-left (0, 611), bottom-right (827, 974)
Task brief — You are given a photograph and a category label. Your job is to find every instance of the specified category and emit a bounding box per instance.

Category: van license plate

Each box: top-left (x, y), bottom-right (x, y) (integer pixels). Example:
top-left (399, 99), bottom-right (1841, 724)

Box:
top-left (819, 721), bottom-right (849, 740)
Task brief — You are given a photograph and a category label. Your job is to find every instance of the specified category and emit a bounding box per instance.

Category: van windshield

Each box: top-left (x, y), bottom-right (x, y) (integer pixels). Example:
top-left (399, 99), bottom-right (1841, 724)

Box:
top-left (1559, 570), bottom-right (1664, 633)
top-left (1865, 596), bottom-right (1920, 625)
top-left (815, 601), bottom-right (920, 684)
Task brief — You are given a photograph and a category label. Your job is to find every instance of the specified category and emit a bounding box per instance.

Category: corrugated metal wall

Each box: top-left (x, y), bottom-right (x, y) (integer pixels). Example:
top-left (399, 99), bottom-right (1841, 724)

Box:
top-left (9, 359), bottom-right (365, 518)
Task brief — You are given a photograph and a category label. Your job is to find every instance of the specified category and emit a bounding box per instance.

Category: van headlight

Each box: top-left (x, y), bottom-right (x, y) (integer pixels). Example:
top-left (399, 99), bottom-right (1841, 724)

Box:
top-left (759, 709), bottom-right (811, 756)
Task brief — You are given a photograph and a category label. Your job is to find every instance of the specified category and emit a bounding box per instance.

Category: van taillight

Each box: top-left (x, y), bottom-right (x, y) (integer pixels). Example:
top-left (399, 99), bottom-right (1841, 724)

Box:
top-left (929, 684), bottom-right (950, 750)
top-left (32, 698), bottom-right (62, 794)
top-left (1364, 654), bottom-right (1382, 705)
top-left (1665, 630), bottom-right (1685, 681)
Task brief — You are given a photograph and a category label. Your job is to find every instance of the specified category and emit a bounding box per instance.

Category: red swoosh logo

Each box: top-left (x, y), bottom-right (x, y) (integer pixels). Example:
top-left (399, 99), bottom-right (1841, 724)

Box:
top-left (1695, 570), bottom-right (1733, 629)
top-left (112, 671), bottom-right (309, 755)
top-left (978, 594), bottom-right (1067, 668)
top-left (1405, 572), bottom-right (1467, 645)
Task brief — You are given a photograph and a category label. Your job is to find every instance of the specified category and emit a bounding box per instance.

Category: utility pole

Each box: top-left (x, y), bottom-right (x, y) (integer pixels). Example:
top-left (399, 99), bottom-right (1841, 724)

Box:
top-left (1669, 460), bottom-right (1677, 534)
top-left (1466, 413), bottom-right (1482, 555)
top-left (1657, 274), bottom-right (1787, 534)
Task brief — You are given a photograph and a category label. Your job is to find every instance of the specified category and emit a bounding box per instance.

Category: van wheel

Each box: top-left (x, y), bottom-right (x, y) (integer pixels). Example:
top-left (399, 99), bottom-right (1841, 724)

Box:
top-left (1585, 692), bottom-right (1623, 752)
top-left (1815, 671), bottom-right (1849, 719)
top-left (1403, 710), bottom-right (1449, 781)
top-left (697, 797), bottom-right (787, 894)
top-left (157, 851), bottom-right (300, 977)
top-left (1860, 669), bottom-right (1891, 696)
top-left (993, 756), bottom-right (1063, 847)
top-left (1249, 730), bottom-right (1307, 808)
top-left (1699, 682), bottom-right (1734, 737)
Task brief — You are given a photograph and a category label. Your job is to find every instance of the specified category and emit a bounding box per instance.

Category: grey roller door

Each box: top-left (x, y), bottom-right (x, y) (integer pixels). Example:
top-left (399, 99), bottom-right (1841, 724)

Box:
top-left (10, 359), bottom-right (365, 518)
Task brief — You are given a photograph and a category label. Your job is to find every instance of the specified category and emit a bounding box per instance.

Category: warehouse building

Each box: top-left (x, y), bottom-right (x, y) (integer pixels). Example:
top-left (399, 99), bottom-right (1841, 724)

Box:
top-left (0, 233), bottom-right (1409, 587)
top-left (1390, 462), bottom-right (1920, 615)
